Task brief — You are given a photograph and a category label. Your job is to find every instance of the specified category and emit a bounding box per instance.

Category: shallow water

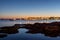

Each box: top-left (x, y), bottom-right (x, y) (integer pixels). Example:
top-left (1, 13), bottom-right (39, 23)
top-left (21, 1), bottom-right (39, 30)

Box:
top-left (0, 28), bottom-right (60, 40)
top-left (0, 20), bottom-right (60, 40)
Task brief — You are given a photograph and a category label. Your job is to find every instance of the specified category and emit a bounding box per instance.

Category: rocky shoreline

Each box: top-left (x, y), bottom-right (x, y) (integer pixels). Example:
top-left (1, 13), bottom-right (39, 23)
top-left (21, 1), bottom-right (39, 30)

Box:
top-left (0, 22), bottom-right (60, 37)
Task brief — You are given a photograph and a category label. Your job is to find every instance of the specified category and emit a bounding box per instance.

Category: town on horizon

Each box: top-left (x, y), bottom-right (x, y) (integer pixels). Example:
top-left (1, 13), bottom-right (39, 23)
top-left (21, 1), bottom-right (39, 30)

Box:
top-left (0, 16), bottom-right (60, 18)
top-left (0, 16), bottom-right (60, 21)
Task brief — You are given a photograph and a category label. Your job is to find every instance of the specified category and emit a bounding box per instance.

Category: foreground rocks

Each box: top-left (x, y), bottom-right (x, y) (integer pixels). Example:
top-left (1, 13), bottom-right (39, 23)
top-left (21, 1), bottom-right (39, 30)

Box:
top-left (0, 24), bottom-right (21, 38)
top-left (23, 22), bottom-right (60, 31)
top-left (0, 24), bottom-right (20, 34)
top-left (0, 22), bottom-right (60, 37)
top-left (23, 22), bottom-right (60, 37)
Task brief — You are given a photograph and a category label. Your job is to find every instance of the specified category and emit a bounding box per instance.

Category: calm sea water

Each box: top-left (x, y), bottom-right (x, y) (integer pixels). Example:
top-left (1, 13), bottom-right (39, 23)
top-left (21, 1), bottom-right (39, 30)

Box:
top-left (0, 20), bottom-right (60, 40)
top-left (0, 20), bottom-right (60, 27)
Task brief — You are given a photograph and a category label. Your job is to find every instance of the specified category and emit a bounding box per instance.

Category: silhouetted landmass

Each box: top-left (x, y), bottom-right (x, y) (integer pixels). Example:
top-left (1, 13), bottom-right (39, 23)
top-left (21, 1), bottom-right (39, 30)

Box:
top-left (0, 22), bottom-right (60, 38)
top-left (0, 24), bottom-right (20, 34)
top-left (0, 24), bottom-right (20, 38)
top-left (0, 17), bottom-right (60, 21)
top-left (22, 22), bottom-right (60, 37)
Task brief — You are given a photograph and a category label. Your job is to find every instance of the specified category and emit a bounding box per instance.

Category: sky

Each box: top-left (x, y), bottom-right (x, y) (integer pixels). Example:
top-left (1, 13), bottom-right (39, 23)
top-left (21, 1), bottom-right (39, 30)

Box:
top-left (0, 0), bottom-right (60, 18)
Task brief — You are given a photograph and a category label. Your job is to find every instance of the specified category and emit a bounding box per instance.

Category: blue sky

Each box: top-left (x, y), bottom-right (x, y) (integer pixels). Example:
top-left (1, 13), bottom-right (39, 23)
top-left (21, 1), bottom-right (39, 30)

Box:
top-left (0, 0), bottom-right (60, 18)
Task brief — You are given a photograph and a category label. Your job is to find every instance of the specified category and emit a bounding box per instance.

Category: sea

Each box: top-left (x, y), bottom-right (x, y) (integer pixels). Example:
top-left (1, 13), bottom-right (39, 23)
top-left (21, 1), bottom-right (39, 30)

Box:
top-left (0, 20), bottom-right (60, 40)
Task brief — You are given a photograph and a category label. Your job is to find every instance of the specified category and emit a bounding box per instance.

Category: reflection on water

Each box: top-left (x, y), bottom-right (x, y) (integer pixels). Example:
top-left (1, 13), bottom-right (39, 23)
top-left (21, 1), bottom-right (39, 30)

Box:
top-left (0, 33), bottom-right (7, 38)
top-left (26, 28), bottom-right (60, 37)
top-left (0, 20), bottom-right (60, 27)
top-left (0, 20), bottom-right (60, 40)
top-left (0, 24), bottom-right (60, 40)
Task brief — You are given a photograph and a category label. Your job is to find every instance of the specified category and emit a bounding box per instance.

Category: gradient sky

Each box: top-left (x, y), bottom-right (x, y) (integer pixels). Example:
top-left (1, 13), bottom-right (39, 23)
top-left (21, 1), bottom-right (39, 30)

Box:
top-left (0, 0), bottom-right (60, 18)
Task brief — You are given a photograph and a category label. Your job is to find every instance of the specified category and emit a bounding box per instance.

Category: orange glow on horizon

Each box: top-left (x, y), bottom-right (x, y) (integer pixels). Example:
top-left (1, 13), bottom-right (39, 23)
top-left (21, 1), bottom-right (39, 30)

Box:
top-left (0, 16), bottom-right (60, 18)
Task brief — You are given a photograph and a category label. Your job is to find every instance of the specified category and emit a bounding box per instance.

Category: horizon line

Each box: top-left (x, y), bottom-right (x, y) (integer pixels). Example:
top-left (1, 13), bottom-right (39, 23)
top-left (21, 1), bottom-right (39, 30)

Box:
top-left (0, 16), bottom-right (60, 18)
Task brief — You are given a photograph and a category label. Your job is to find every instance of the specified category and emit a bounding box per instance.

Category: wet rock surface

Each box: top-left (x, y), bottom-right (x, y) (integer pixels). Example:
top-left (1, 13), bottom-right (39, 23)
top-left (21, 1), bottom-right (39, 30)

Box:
top-left (0, 22), bottom-right (60, 38)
